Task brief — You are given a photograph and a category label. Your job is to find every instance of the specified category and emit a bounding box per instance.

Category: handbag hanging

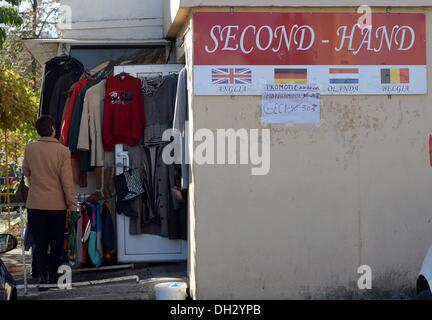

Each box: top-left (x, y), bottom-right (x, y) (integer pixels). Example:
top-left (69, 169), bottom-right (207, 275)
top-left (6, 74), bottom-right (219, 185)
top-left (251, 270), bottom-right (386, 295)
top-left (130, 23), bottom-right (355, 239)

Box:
top-left (113, 168), bottom-right (144, 201)
top-left (15, 175), bottom-right (29, 204)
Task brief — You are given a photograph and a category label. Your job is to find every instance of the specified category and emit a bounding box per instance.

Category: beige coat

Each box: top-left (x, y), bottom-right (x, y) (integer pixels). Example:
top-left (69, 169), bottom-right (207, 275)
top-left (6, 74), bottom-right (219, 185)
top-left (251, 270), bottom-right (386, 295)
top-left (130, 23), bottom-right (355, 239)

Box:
top-left (77, 80), bottom-right (106, 167)
top-left (23, 137), bottom-right (77, 211)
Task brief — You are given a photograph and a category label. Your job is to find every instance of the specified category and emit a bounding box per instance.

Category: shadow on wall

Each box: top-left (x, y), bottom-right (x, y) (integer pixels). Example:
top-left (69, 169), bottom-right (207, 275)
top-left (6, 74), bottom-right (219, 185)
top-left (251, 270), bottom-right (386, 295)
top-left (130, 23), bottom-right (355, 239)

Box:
top-left (299, 269), bottom-right (416, 300)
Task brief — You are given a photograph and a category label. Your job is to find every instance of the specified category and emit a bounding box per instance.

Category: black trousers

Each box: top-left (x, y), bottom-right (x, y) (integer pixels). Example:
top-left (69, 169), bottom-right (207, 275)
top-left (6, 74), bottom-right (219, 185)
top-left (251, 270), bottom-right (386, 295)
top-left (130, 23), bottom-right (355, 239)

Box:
top-left (27, 209), bottom-right (66, 280)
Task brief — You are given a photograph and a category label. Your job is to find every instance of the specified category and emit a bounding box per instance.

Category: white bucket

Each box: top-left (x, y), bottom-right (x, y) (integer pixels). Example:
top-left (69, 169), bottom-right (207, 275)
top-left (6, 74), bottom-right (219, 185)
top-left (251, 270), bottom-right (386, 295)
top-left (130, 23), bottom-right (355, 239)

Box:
top-left (154, 282), bottom-right (188, 300)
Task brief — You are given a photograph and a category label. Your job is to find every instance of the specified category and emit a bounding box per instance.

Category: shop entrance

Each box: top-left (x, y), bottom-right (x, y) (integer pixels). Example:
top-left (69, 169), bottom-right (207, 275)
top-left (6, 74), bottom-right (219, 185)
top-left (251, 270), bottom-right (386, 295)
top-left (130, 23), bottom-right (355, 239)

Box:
top-left (36, 45), bottom-right (189, 272)
top-left (113, 64), bottom-right (187, 263)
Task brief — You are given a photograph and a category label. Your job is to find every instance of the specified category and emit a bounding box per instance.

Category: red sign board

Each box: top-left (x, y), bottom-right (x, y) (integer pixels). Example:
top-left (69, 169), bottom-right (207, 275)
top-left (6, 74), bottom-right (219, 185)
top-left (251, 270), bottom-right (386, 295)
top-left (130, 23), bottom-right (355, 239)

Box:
top-left (193, 12), bottom-right (426, 66)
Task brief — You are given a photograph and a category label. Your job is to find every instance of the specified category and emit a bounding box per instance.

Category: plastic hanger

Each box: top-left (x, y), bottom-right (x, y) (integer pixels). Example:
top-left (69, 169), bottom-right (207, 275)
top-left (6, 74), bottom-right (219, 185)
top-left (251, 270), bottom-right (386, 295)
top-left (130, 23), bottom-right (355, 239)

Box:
top-left (119, 67), bottom-right (128, 80)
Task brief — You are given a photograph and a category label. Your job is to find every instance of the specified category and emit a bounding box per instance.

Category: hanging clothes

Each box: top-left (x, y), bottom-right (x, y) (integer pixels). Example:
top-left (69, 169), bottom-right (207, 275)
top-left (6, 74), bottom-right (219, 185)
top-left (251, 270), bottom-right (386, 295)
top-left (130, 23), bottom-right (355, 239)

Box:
top-left (48, 71), bottom-right (84, 138)
top-left (67, 211), bottom-right (80, 266)
top-left (102, 74), bottom-right (145, 151)
top-left (172, 67), bottom-right (189, 191)
top-left (96, 203), bottom-right (103, 262)
top-left (76, 208), bottom-right (83, 266)
top-left (77, 80), bottom-right (107, 167)
top-left (169, 166), bottom-right (188, 241)
top-left (69, 202), bottom-right (114, 268)
top-left (87, 204), bottom-right (102, 267)
top-left (129, 145), bottom-right (160, 236)
top-left (141, 75), bottom-right (178, 146)
top-left (61, 78), bottom-right (91, 146)
top-left (101, 202), bottom-right (115, 260)
top-left (128, 137), bottom-right (184, 238)
top-left (41, 56), bottom-right (84, 119)
top-left (69, 82), bottom-right (98, 153)
top-left (80, 207), bottom-right (90, 266)
top-left (69, 82), bottom-right (99, 175)
top-left (126, 74), bottom-right (186, 238)
top-left (77, 79), bottom-right (114, 202)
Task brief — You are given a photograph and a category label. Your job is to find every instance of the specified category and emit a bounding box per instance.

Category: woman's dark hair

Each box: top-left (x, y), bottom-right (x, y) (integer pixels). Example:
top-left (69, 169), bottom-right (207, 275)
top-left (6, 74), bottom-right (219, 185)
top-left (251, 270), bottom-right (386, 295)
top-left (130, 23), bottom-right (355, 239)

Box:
top-left (35, 115), bottom-right (55, 137)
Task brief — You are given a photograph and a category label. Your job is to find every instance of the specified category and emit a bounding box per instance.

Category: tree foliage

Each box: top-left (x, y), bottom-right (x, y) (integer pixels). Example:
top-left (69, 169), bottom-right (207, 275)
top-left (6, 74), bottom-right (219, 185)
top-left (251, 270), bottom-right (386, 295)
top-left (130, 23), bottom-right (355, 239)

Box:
top-left (0, 0), bottom-right (23, 47)
top-left (0, 66), bottom-right (37, 174)
top-left (0, 66), bottom-right (37, 131)
top-left (0, 1), bottom-right (59, 178)
top-left (0, 31), bottom-right (37, 84)
top-left (1, 1), bottom-right (59, 88)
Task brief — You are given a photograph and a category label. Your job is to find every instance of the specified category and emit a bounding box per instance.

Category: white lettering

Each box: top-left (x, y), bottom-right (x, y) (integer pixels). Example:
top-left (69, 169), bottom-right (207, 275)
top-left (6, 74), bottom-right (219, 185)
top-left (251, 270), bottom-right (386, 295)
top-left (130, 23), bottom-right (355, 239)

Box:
top-left (374, 25), bottom-right (399, 52)
top-left (395, 26), bottom-right (415, 51)
top-left (256, 25), bottom-right (273, 51)
top-left (205, 25), bottom-right (221, 53)
top-left (294, 25), bottom-right (315, 51)
top-left (335, 25), bottom-right (356, 52)
top-left (273, 25), bottom-right (297, 52)
top-left (353, 28), bottom-right (373, 55)
top-left (221, 25), bottom-right (239, 51)
top-left (240, 25), bottom-right (256, 54)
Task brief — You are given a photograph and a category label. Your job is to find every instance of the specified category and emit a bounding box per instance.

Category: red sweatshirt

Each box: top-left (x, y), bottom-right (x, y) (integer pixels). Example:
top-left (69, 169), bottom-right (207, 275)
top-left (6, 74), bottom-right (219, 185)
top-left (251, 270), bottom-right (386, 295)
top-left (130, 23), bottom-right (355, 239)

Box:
top-left (102, 74), bottom-right (144, 151)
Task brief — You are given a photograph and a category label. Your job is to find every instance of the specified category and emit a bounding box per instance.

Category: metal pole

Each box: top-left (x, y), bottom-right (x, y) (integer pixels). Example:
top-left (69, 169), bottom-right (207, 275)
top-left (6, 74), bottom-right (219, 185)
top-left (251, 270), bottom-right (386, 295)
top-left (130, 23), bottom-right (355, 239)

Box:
top-left (20, 205), bottom-right (27, 295)
top-left (4, 130), bottom-right (11, 233)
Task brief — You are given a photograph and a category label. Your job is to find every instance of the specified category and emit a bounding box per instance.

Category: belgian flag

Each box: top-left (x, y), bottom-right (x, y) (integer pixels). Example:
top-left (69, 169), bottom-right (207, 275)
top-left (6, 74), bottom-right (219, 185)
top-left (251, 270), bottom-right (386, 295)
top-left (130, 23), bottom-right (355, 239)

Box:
top-left (274, 68), bottom-right (308, 84)
top-left (381, 68), bottom-right (410, 84)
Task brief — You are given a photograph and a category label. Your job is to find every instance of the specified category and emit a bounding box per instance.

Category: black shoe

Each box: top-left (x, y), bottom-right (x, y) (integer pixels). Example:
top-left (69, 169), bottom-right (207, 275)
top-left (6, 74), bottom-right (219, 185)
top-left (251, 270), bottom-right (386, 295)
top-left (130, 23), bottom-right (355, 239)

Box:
top-left (48, 274), bottom-right (58, 285)
top-left (37, 275), bottom-right (49, 292)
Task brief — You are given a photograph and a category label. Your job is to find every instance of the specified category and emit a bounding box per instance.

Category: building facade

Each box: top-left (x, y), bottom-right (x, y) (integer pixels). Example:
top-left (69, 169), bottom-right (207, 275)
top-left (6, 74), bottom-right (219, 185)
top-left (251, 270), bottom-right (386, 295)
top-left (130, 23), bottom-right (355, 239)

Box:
top-left (28, 0), bottom-right (432, 299)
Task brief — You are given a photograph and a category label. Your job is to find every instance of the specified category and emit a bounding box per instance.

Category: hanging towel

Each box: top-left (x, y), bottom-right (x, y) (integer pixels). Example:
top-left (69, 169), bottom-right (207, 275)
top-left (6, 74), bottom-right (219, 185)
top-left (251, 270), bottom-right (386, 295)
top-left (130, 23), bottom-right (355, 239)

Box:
top-left (88, 204), bottom-right (102, 267)
top-left (80, 207), bottom-right (90, 265)
top-left (96, 203), bottom-right (103, 262)
top-left (68, 211), bottom-right (80, 266)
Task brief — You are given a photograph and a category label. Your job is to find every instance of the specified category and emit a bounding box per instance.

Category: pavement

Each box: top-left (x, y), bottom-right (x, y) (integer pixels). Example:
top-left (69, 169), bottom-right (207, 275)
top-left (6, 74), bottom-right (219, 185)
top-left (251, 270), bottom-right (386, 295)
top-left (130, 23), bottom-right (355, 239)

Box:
top-left (2, 248), bottom-right (188, 300)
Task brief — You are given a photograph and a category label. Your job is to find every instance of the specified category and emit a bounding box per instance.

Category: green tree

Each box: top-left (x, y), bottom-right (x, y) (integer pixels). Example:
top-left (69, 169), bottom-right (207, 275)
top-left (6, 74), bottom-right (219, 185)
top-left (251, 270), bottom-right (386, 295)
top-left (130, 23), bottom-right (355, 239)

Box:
top-left (0, 0), bottom-right (59, 88)
top-left (0, 0), bottom-right (23, 48)
top-left (0, 66), bottom-right (38, 174)
top-left (0, 1), bottom-right (58, 172)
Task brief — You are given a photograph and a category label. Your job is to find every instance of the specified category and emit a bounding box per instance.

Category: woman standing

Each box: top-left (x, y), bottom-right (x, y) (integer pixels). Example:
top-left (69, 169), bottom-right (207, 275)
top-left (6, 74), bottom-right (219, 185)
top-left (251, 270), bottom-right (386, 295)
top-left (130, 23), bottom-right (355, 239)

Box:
top-left (23, 115), bottom-right (77, 286)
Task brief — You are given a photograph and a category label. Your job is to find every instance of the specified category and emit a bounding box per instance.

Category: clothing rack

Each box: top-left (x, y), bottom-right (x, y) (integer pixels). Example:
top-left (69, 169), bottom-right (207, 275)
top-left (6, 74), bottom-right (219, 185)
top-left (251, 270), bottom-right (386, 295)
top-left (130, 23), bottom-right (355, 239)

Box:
top-left (76, 193), bottom-right (91, 203)
top-left (67, 194), bottom-right (135, 275)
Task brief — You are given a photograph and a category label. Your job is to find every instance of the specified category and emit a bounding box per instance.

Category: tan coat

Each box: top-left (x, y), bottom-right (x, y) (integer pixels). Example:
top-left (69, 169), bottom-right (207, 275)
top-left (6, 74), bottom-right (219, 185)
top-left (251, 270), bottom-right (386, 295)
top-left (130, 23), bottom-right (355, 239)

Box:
top-left (23, 137), bottom-right (77, 211)
top-left (77, 80), bottom-right (106, 167)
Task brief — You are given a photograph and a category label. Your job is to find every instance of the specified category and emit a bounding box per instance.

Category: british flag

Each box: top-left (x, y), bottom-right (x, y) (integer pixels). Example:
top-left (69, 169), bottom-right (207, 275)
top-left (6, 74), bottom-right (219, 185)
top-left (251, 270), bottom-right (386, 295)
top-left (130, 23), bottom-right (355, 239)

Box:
top-left (211, 68), bottom-right (252, 85)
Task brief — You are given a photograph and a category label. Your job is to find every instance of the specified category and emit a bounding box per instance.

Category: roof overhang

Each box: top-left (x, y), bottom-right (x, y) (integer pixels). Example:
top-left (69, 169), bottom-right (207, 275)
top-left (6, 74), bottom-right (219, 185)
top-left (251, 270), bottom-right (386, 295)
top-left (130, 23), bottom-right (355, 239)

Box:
top-left (22, 38), bottom-right (171, 65)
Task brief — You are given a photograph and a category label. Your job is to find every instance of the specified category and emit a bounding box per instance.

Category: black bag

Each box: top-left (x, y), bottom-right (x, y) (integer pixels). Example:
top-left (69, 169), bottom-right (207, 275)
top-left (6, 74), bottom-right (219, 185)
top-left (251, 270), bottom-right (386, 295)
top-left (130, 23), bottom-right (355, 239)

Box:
top-left (15, 175), bottom-right (29, 204)
top-left (113, 168), bottom-right (144, 201)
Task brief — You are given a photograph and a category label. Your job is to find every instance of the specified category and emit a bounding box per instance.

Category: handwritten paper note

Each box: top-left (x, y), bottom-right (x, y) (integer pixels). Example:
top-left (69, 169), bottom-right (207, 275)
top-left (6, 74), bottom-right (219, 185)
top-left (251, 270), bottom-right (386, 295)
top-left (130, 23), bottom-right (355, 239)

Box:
top-left (261, 84), bottom-right (320, 124)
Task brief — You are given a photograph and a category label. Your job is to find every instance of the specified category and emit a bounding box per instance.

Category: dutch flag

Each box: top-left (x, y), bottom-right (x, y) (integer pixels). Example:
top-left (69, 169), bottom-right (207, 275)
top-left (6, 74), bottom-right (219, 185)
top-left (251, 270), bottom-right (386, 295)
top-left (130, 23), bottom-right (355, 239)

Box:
top-left (329, 68), bottom-right (359, 84)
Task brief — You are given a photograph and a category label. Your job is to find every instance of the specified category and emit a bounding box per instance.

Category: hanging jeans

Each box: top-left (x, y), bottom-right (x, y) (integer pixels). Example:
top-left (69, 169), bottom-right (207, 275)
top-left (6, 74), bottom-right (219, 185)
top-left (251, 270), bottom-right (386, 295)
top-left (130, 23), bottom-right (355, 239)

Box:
top-left (27, 209), bottom-right (66, 281)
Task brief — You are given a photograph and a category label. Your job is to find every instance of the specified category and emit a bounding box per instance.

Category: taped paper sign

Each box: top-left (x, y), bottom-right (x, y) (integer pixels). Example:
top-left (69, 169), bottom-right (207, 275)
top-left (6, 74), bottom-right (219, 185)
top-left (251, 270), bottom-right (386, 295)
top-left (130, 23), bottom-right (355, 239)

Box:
top-left (261, 84), bottom-right (320, 124)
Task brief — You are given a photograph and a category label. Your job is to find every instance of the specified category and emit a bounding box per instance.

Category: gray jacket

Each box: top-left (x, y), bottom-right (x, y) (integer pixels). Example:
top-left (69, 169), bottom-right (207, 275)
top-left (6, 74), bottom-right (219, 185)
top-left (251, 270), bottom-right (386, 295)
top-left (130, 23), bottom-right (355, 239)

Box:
top-left (128, 144), bottom-right (176, 238)
top-left (142, 75), bottom-right (178, 146)
top-left (172, 67), bottom-right (189, 190)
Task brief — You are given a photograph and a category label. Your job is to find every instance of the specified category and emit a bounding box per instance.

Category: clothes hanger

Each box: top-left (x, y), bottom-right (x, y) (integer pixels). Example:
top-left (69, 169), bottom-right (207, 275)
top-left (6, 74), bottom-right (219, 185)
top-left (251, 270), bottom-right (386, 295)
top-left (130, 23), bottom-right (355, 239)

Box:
top-left (84, 70), bottom-right (96, 81)
top-left (119, 67), bottom-right (128, 80)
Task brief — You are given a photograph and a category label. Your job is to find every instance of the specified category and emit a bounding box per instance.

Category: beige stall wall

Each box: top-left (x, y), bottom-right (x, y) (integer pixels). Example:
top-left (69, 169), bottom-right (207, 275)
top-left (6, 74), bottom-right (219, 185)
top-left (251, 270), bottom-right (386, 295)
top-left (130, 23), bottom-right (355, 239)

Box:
top-left (186, 7), bottom-right (432, 299)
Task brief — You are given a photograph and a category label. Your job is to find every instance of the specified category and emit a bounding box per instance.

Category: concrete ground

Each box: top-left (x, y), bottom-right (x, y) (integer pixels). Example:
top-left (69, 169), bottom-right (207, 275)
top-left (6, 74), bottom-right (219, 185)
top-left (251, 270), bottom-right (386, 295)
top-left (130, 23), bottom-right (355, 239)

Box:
top-left (2, 248), bottom-right (188, 300)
